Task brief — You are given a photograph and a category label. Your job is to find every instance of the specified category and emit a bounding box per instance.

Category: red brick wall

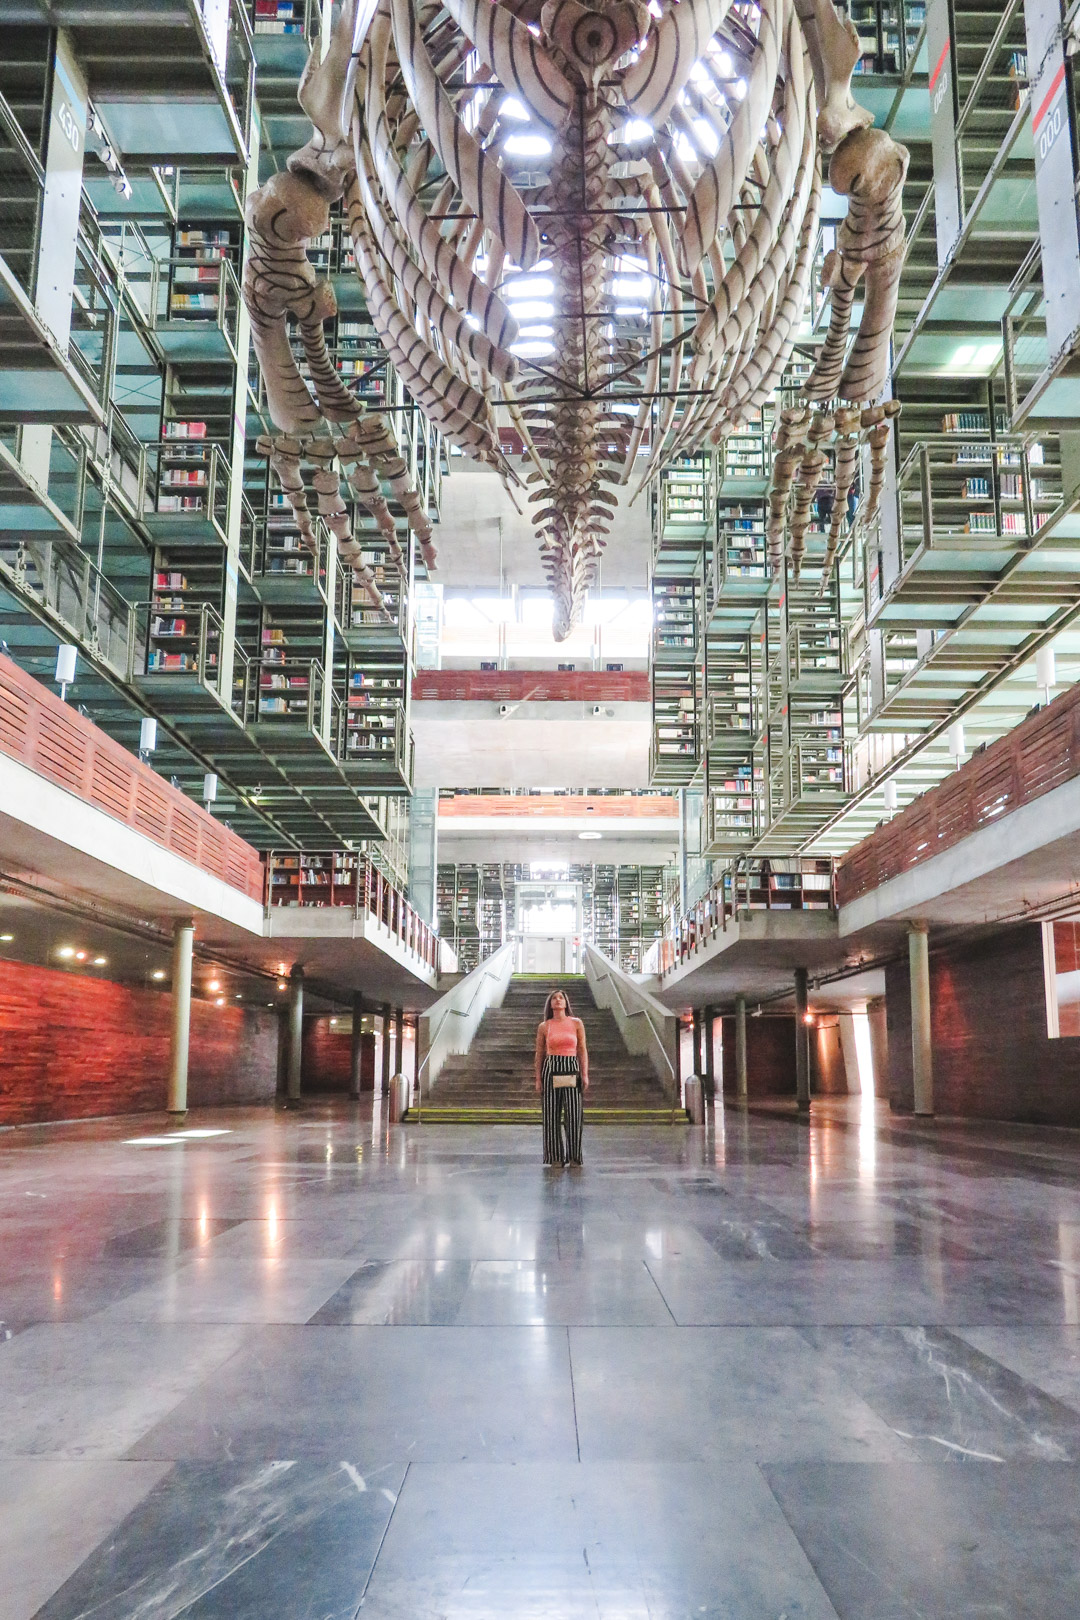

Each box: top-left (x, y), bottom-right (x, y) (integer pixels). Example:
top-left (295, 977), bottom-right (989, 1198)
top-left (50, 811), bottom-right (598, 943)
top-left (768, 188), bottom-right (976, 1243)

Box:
top-left (886, 923), bottom-right (1080, 1125)
top-left (0, 958), bottom-right (278, 1124)
top-left (301, 1017), bottom-right (367, 1092)
top-left (720, 1015), bottom-right (798, 1097)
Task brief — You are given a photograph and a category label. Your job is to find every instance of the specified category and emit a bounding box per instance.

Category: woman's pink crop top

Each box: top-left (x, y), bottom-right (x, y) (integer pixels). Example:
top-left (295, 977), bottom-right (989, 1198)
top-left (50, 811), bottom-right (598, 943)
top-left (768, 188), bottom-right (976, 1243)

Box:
top-left (545, 1019), bottom-right (578, 1055)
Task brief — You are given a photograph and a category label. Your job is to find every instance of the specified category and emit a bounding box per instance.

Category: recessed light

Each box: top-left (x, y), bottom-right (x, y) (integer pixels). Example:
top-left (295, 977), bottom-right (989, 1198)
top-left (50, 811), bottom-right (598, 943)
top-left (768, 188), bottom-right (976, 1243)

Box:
top-left (578, 831), bottom-right (602, 840)
top-left (58, 946), bottom-right (75, 958)
top-left (208, 979), bottom-right (221, 991)
top-left (0, 933), bottom-right (12, 942)
top-left (330, 1017), bottom-right (337, 1026)
top-left (215, 997), bottom-right (225, 1006)
top-left (152, 970), bottom-right (166, 981)
top-left (75, 950), bottom-right (87, 961)
top-left (93, 956), bottom-right (107, 966)
top-left (277, 979), bottom-right (287, 989)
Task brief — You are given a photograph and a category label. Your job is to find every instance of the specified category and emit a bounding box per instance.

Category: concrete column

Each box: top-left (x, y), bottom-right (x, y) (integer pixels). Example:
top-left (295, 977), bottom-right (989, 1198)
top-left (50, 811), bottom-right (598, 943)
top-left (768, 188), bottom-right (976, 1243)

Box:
top-left (692, 1007), bottom-right (703, 1075)
top-left (735, 994), bottom-right (748, 1104)
top-left (703, 1007), bottom-right (715, 1103)
top-left (908, 922), bottom-right (934, 1116)
top-left (380, 1001), bottom-right (392, 1096)
top-left (349, 991), bottom-right (364, 1100)
top-left (794, 968), bottom-right (811, 1113)
top-left (394, 1005), bottom-right (404, 1075)
top-left (286, 968), bottom-right (304, 1104)
top-left (166, 920), bottom-right (194, 1115)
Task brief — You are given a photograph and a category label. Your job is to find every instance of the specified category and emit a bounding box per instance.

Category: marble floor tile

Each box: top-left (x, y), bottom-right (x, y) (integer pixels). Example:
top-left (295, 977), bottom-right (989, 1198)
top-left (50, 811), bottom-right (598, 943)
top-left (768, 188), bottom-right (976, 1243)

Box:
top-left (359, 1460), bottom-right (840, 1619)
top-left (800, 1325), bottom-right (1080, 1461)
top-left (0, 1321), bottom-right (248, 1458)
top-left (645, 1253), bottom-right (1072, 1325)
top-left (104, 1218), bottom-right (245, 1257)
top-left (569, 1326), bottom-right (915, 1463)
top-left (0, 1259), bottom-right (179, 1336)
top-left (33, 1460), bottom-right (404, 1620)
top-left (956, 1325), bottom-right (1080, 1412)
top-left (128, 1324), bottom-right (579, 1464)
top-left (99, 1257), bottom-right (359, 1325)
top-left (454, 1260), bottom-right (675, 1325)
top-left (765, 1462), bottom-right (1080, 1619)
top-left (309, 1260), bottom-right (476, 1324)
top-left (0, 1459), bottom-right (168, 1620)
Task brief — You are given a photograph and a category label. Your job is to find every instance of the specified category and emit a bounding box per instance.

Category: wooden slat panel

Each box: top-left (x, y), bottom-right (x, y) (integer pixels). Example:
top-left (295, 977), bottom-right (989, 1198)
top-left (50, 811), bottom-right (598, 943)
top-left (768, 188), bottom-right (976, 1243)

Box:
top-left (34, 710), bottom-right (87, 791)
top-left (838, 684), bottom-right (1080, 905)
top-left (0, 675), bottom-right (30, 755)
top-left (169, 808), bottom-right (201, 865)
top-left (89, 751), bottom-right (134, 820)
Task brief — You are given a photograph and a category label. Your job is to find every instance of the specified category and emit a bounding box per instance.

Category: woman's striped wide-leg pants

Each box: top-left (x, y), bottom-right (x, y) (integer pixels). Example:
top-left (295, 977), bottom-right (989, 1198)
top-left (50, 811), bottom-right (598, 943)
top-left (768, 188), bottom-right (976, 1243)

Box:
top-left (542, 1055), bottom-right (583, 1166)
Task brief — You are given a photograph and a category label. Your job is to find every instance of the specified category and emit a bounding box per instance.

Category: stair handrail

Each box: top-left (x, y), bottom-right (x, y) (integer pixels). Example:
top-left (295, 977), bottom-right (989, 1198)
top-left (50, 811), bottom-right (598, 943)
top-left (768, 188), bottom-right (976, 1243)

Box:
top-left (582, 944), bottom-right (679, 1109)
top-left (415, 941), bottom-right (516, 1114)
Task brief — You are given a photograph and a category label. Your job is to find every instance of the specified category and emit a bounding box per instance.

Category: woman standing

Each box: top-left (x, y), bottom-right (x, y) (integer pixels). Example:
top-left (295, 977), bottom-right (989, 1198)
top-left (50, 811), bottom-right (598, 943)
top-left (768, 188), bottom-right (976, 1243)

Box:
top-left (534, 988), bottom-right (589, 1168)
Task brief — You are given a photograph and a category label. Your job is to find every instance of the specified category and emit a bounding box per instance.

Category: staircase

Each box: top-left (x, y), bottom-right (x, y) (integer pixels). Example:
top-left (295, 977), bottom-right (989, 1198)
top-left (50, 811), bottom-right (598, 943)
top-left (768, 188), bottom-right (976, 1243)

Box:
top-left (416, 975), bottom-right (676, 1124)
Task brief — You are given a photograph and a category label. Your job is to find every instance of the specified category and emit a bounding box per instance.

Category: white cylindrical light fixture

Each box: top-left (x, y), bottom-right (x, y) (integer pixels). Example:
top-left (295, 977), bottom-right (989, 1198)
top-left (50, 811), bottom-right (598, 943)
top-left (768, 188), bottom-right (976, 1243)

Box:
top-left (55, 644), bottom-right (77, 697)
top-left (1036, 645), bottom-right (1056, 697)
top-left (883, 779), bottom-right (898, 813)
top-left (139, 716), bottom-right (158, 755)
top-left (202, 772), bottom-right (218, 805)
top-left (947, 720), bottom-right (965, 760)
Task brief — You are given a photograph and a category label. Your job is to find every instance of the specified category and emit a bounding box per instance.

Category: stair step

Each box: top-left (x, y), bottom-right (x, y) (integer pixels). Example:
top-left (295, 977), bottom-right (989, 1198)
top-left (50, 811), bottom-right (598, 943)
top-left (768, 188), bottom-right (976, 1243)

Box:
top-left (424, 975), bottom-right (670, 1121)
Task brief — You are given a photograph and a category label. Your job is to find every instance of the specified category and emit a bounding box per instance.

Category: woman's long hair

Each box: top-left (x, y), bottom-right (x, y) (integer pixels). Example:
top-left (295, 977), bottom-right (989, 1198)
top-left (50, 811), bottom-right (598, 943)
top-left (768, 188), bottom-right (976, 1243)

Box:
top-left (543, 989), bottom-right (574, 1021)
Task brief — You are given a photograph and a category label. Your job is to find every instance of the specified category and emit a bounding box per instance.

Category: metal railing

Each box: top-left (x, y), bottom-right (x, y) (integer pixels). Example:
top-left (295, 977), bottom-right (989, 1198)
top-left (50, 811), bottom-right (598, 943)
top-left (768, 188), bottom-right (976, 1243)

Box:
top-left (131, 598), bottom-right (226, 692)
top-left (661, 856), bottom-right (838, 974)
top-left (266, 850), bottom-right (440, 971)
top-left (147, 438), bottom-right (232, 540)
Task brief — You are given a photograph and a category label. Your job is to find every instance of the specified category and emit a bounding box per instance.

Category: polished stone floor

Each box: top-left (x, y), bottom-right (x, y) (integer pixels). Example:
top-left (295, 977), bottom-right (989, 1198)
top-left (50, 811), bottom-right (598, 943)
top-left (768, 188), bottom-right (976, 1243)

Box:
top-left (3, 1095), bottom-right (1080, 1617)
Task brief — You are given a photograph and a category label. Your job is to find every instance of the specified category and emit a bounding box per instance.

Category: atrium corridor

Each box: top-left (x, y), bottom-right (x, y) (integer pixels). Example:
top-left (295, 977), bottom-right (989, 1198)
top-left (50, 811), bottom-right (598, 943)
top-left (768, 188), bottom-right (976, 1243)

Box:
top-left (2, 1102), bottom-right (1080, 1618)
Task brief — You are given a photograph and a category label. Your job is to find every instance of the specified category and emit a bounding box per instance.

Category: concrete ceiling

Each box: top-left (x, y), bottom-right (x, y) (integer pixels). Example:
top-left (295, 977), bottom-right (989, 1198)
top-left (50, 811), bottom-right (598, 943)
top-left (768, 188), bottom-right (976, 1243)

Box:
top-left (411, 701), bottom-right (650, 789)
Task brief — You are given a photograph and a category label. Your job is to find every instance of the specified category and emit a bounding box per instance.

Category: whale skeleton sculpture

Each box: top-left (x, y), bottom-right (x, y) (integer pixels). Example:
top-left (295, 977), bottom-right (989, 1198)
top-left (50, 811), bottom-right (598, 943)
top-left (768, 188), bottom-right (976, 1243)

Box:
top-left (242, 0), bottom-right (908, 633)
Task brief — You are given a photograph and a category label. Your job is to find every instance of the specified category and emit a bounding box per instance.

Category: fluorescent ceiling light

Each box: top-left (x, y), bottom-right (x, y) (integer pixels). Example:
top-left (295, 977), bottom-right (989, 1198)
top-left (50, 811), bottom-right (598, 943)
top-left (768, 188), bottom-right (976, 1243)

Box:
top-left (578, 831), bottom-right (603, 840)
top-left (505, 300), bottom-right (555, 320)
top-left (611, 276), bottom-right (650, 297)
top-left (504, 134), bottom-right (552, 156)
top-left (504, 275), bottom-right (554, 297)
top-left (517, 323), bottom-right (554, 338)
top-left (511, 340), bottom-right (555, 357)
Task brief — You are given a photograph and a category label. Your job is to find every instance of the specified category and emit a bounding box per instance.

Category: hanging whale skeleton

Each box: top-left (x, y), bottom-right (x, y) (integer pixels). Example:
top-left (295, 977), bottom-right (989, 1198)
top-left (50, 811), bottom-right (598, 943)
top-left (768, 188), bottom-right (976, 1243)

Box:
top-left (243, 0), bottom-right (908, 636)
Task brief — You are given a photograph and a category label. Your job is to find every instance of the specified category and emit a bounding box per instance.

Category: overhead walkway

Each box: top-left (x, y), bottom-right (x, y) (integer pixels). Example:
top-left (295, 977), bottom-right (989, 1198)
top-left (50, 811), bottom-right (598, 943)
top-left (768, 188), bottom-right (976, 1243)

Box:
top-left (0, 650), bottom-right (446, 1005)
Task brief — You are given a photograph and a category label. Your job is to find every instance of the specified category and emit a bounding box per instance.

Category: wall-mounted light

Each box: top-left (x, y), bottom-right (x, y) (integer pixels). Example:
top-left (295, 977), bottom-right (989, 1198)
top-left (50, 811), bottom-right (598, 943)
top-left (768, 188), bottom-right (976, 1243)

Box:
top-left (803, 1011), bottom-right (815, 1026)
top-left (152, 969), bottom-right (166, 981)
top-left (208, 979), bottom-right (221, 992)
top-left (203, 772), bottom-right (218, 808)
top-left (0, 932), bottom-right (13, 943)
top-left (139, 716), bottom-right (157, 761)
top-left (57, 946), bottom-right (75, 959)
top-left (883, 780), bottom-right (898, 814)
top-left (947, 720), bottom-right (965, 762)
